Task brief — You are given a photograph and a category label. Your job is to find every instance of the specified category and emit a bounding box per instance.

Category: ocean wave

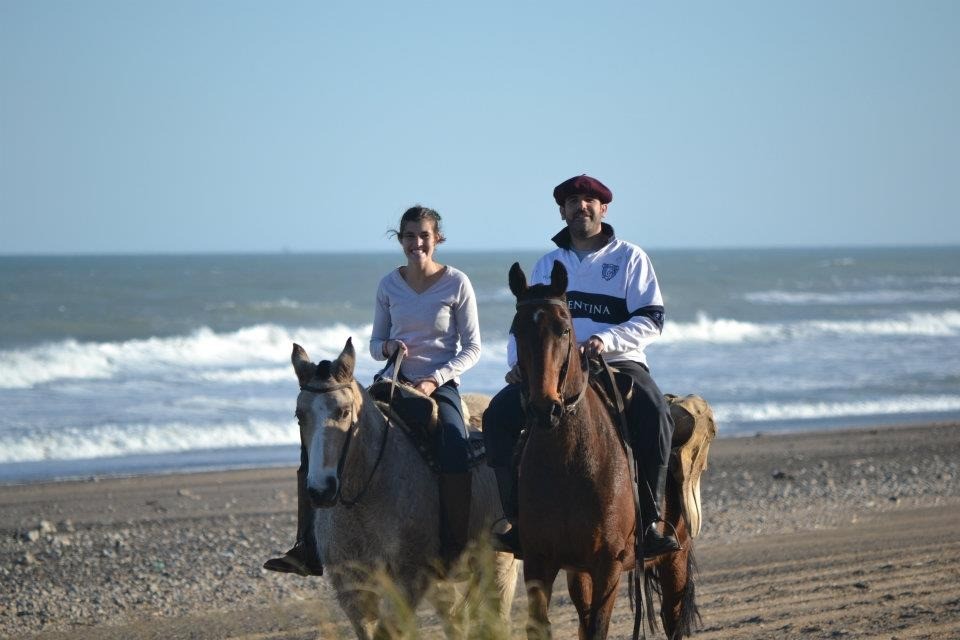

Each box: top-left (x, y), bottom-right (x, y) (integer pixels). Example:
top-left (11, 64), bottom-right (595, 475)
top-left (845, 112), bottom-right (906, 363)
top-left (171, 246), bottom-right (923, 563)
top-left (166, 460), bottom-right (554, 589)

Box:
top-left (661, 311), bottom-right (960, 344)
top-left (714, 395), bottom-right (960, 423)
top-left (3, 311), bottom-right (956, 389)
top-left (797, 312), bottom-right (960, 338)
top-left (0, 419), bottom-right (299, 464)
top-left (0, 323), bottom-right (373, 389)
top-left (660, 314), bottom-right (780, 344)
top-left (744, 288), bottom-right (960, 305)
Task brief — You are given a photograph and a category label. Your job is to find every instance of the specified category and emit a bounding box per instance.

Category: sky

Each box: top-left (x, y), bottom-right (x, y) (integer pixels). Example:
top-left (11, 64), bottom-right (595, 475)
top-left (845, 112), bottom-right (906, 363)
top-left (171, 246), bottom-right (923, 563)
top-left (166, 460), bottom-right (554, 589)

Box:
top-left (1, 1), bottom-right (958, 254)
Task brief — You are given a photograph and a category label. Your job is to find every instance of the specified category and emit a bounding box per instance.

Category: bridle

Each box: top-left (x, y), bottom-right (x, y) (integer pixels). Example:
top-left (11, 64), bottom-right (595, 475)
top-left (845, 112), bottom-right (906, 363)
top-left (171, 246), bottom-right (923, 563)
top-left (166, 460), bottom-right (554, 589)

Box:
top-left (514, 297), bottom-right (589, 424)
top-left (299, 379), bottom-right (389, 508)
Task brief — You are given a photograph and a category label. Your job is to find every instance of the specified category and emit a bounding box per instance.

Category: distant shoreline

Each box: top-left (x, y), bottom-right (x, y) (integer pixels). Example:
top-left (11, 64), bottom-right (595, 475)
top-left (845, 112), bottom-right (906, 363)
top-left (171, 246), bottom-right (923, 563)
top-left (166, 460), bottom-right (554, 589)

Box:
top-left (2, 244), bottom-right (959, 259)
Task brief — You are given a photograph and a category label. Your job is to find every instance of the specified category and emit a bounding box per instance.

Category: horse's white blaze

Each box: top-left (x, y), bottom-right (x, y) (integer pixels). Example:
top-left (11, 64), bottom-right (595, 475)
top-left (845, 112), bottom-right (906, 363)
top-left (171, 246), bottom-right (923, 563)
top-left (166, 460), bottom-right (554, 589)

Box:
top-left (305, 395), bottom-right (337, 493)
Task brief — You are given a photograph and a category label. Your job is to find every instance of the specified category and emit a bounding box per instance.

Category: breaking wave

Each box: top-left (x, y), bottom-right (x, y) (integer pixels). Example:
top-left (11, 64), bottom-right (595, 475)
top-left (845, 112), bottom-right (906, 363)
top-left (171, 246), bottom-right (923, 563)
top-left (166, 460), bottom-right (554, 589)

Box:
top-left (714, 395), bottom-right (960, 424)
top-left (0, 419), bottom-right (299, 464)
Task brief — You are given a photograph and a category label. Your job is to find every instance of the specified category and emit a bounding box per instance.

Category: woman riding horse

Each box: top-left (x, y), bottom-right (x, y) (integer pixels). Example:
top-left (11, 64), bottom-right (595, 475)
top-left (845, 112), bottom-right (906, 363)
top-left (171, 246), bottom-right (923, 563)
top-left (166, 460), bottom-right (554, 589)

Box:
top-left (264, 205), bottom-right (481, 575)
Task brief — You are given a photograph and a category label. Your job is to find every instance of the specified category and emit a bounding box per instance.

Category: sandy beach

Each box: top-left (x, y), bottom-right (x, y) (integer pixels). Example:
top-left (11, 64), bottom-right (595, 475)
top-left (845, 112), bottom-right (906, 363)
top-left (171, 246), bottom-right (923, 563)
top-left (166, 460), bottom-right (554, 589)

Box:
top-left (2, 421), bottom-right (959, 639)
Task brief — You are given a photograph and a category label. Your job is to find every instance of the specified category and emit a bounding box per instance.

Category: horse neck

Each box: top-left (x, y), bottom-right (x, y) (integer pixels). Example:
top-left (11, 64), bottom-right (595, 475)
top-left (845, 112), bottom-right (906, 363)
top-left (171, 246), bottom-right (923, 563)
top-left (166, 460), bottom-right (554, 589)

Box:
top-left (339, 384), bottom-right (389, 494)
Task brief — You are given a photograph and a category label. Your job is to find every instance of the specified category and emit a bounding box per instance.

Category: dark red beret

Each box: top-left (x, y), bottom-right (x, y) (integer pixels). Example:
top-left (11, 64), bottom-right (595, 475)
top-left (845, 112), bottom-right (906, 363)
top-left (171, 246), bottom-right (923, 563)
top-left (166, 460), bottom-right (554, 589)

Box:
top-left (552, 175), bottom-right (613, 205)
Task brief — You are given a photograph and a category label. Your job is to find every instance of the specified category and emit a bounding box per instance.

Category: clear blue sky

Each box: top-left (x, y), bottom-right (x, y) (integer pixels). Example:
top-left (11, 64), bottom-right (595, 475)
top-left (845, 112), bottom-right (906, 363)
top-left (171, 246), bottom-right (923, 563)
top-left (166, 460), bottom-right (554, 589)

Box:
top-left (2, 1), bottom-right (958, 254)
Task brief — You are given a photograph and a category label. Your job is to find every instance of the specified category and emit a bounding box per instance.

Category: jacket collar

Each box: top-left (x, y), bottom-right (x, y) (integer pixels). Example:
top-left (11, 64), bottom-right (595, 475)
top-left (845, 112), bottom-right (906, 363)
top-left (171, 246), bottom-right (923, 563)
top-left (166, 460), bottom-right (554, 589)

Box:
top-left (551, 222), bottom-right (617, 250)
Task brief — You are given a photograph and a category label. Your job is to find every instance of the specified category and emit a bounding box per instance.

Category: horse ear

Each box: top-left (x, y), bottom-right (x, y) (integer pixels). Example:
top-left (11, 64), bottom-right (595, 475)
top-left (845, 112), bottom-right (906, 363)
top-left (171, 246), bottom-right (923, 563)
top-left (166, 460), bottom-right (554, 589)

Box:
top-left (508, 262), bottom-right (528, 298)
top-left (549, 260), bottom-right (568, 296)
top-left (291, 343), bottom-right (316, 387)
top-left (332, 337), bottom-right (356, 382)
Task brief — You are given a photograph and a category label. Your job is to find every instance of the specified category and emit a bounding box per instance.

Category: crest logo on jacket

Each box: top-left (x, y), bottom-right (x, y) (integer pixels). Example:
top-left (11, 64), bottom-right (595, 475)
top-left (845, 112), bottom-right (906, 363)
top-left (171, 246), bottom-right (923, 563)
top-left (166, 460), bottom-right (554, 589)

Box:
top-left (601, 263), bottom-right (619, 281)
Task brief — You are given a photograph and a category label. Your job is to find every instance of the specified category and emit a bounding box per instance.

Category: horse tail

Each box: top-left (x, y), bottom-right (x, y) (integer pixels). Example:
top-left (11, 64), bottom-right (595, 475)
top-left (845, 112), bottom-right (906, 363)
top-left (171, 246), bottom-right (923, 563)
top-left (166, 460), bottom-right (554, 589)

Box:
top-left (640, 540), bottom-right (701, 640)
top-left (672, 542), bottom-right (703, 639)
top-left (642, 566), bottom-right (660, 636)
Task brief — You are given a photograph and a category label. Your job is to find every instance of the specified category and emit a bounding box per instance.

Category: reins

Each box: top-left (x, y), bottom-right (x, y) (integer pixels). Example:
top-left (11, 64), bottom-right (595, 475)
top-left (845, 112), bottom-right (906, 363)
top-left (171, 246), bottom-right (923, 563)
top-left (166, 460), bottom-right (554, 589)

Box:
top-left (299, 374), bottom-right (392, 509)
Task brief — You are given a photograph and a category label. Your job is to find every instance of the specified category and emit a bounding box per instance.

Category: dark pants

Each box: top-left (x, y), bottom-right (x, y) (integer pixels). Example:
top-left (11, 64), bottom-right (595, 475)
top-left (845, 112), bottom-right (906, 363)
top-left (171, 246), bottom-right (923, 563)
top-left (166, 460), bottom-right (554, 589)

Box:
top-left (432, 381), bottom-right (471, 473)
top-left (483, 361), bottom-right (674, 488)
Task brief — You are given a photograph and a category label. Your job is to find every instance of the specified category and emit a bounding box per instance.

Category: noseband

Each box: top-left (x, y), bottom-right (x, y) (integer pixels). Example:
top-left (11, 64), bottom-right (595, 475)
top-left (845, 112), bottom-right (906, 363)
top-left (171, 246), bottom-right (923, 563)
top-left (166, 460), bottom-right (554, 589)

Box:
top-left (514, 297), bottom-right (589, 425)
top-left (299, 379), bottom-right (389, 508)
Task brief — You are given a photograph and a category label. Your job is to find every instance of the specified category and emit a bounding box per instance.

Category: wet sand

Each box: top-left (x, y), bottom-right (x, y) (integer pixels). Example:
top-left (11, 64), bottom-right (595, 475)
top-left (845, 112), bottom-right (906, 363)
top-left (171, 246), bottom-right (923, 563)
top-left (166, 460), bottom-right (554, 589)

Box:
top-left (2, 421), bottom-right (959, 639)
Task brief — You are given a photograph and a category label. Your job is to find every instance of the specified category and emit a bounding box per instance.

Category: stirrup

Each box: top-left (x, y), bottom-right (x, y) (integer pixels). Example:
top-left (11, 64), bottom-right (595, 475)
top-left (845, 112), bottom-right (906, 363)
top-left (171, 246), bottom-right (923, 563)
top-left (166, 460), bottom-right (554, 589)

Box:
top-left (491, 518), bottom-right (523, 558)
top-left (641, 520), bottom-right (682, 559)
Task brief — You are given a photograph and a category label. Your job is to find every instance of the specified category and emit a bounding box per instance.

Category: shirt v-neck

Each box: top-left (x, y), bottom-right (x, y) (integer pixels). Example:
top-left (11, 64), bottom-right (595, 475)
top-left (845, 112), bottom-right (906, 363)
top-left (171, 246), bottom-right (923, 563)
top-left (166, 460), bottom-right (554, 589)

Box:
top-left (397, 265), bottom-right (448, 295)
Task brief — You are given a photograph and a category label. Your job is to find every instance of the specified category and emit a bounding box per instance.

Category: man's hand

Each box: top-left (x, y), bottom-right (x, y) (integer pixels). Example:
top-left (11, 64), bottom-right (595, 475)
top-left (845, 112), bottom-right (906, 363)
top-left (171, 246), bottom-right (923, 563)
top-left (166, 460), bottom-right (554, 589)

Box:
top-left (413, 378), bottom-right (438, 396)
top-left (505, 365), bottom-right (523, 385)
top-left (581, 336), bottom-right (605, 359)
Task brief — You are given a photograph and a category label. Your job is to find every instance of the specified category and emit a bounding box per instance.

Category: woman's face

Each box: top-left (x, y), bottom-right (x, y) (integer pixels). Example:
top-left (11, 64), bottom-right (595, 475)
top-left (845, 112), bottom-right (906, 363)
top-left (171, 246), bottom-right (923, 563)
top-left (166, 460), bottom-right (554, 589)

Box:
top-left (400, 218), bottom-right (439, 264)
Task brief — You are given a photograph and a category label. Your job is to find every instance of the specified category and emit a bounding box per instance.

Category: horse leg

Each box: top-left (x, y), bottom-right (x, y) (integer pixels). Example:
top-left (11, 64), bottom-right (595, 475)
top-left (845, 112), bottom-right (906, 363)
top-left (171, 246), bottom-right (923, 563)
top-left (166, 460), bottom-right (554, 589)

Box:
top-left (494, 551), bottom-right (521, 624)
top-left (524, 559), bottom-right (560, 640)
top-left (427, 579), bottom-right (465, 639)
top-left (566, 570), bottom-right (593, 640)
top-left (584, 560), bottom-right (624, 640)
top-left (371, 565), bottom-right (432, 640)
top-left (331, 572), bottom-right (379, 640)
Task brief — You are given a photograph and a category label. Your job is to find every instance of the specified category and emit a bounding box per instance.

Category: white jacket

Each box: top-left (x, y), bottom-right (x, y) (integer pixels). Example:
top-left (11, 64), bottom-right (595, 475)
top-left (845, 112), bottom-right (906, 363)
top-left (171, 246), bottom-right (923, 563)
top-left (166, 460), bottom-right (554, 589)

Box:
top-left (508, 224), bottom-right (664, 367)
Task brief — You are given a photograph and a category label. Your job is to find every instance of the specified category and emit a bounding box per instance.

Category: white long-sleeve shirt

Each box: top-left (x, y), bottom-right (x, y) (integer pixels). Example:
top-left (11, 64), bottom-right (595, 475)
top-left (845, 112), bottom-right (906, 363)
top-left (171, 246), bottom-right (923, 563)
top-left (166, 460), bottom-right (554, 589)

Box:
top-left (370, 266), bottom-right (481, 385)
top-left (508, 224), bottom-right (664, 368)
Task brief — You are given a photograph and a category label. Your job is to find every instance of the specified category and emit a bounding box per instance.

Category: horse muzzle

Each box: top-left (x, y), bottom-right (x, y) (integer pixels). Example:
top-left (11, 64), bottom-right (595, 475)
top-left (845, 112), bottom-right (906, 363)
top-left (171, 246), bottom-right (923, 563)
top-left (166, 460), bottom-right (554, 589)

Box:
top-left (307, 474), bottom-right (340, 508)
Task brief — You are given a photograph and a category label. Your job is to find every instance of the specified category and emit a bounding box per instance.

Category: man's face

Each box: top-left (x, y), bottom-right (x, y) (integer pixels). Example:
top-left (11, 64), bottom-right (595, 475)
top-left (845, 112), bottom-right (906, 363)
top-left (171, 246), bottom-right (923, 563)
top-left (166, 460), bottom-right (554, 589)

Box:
top-left (560, 194), bottom-right (608, 239)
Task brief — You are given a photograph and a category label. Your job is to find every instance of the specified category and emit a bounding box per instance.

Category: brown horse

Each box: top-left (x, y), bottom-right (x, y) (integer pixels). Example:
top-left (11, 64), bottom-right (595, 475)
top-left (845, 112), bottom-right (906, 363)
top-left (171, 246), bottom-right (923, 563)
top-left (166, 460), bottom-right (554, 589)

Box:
top-left (509, 261), bottom-right (698, 640)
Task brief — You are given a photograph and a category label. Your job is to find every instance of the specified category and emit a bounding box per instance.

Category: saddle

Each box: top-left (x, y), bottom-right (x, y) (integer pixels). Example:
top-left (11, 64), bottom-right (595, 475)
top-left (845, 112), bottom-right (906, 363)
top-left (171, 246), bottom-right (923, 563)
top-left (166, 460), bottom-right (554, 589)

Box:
top-left (367, 378), bottom-right (486, 474)
top-left (665, 394), bottom-right (717, 538)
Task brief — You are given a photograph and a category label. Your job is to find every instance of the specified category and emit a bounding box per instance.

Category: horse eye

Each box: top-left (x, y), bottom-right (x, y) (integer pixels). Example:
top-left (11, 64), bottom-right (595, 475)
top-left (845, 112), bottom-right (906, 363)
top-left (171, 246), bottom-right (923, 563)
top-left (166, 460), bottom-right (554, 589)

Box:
top-left (338, 408), bottom-right (351, 420)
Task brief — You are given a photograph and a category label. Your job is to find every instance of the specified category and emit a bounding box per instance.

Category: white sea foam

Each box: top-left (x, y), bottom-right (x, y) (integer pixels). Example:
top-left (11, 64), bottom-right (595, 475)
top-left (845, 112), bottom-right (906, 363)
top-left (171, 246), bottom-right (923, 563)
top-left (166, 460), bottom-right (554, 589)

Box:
top-left (2, 311), bottom-right (957, 390)
top-left (0, 323), bottom-right (373, 389)
top-left (250, 298), bottom-right (308, 311)
top-left (660, 311), bottom-right (960, 344)
top-left (191, 366), bottom-right (291, 384)
top-left (796, 312), bottom-right (960, 338)
top-left (660, 313), bottom-right (782, 344)
top-left (714, 395), bottom-right (960, 424)
top-left (744, 288), bottom-right (960, 305)
top-left (0, 418), bottom-right (299, 464)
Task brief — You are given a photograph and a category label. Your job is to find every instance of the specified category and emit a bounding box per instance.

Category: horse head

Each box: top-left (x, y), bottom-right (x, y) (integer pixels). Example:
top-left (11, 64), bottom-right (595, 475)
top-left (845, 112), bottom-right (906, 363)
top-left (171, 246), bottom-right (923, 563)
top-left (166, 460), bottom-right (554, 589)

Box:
top-left (509, 260), bottom-right (583, 426)
top-left (292, 338), bottom-right (362, 508)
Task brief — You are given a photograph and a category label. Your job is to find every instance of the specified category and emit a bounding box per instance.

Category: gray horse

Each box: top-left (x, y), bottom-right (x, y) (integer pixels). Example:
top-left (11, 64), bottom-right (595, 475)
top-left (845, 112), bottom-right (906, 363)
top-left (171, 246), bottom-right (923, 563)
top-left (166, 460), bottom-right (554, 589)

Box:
top-left (291, 339), bottom-right (519, 638)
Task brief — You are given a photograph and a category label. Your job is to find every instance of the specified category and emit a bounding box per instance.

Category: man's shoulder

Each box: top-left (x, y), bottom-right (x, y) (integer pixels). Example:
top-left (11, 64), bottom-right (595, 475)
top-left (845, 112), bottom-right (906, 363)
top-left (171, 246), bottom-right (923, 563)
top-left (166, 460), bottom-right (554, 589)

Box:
top-left (533, 247), bottom-right (575, 271)
top-left (606, 237), bottom-right (647, 259)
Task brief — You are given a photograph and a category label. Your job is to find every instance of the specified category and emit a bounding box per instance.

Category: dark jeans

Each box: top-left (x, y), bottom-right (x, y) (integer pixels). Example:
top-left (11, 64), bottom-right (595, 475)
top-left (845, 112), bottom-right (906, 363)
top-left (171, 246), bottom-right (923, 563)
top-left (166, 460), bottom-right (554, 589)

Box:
top-left (432, 381), bottom-right (471, 473)
top-left (482, 360), bottom-right (673, 480)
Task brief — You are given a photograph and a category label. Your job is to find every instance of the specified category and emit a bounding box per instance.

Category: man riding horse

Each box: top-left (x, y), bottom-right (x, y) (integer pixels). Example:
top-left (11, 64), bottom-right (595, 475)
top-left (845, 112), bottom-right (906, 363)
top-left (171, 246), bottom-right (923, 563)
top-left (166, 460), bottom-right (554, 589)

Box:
top-left (483, 174), bottom-right (681, 559)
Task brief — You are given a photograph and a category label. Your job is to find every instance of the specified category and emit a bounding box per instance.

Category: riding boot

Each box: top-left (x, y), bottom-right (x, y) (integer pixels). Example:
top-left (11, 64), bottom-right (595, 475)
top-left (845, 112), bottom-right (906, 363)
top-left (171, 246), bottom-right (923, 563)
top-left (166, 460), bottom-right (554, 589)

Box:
top-left (491, 466), bottom-right (522, 556)
top-left (640, 463), bottom-right (681, 559)
top-left (263, 463), bottom-right (324, 576)
top-left (439, 472), bottom-right (472, 569)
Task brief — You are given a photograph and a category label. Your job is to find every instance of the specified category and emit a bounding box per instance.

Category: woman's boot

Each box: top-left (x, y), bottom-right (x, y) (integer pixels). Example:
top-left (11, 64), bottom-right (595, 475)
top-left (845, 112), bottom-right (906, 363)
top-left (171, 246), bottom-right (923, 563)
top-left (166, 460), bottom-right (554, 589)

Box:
top-left (439, 472), bottom-right (472, 569)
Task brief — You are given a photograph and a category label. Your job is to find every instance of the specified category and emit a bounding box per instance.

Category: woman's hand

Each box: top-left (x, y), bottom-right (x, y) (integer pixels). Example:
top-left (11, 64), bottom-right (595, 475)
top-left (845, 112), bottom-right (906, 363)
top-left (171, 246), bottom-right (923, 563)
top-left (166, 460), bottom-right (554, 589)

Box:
top-left (413, 377), bottom-right (438, 396)
top-left (382, 339), bottom-right (408, 358)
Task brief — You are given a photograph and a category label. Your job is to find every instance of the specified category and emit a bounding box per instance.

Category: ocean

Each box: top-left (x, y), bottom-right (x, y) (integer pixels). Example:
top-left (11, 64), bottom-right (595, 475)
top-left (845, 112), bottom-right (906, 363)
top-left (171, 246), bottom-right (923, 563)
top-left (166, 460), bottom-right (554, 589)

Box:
top-left (1, 247), bottom-right (958, 484)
